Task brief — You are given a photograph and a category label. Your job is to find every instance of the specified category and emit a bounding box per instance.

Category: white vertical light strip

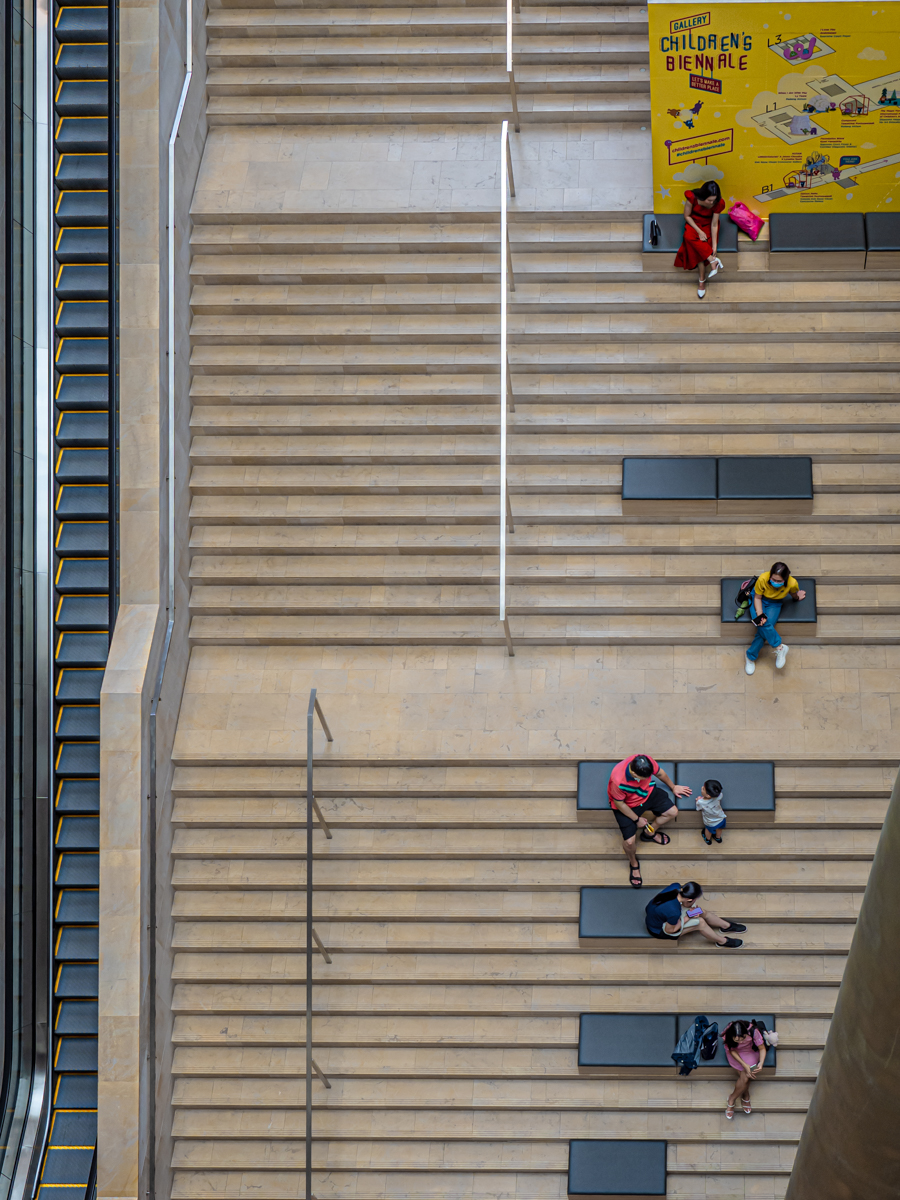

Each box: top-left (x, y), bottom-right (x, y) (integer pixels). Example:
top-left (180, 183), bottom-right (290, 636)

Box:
top-left (499, 121), bottom-right (508, 624)
top-left (167, 0), bottom-right (194, 615)
top-left (506, 0), bottom-right (512, 72)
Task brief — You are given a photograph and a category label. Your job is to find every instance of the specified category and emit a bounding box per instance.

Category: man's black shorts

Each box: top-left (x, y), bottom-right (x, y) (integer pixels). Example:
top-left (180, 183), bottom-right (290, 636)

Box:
top-left (611, 786), bottom-right (677, 840)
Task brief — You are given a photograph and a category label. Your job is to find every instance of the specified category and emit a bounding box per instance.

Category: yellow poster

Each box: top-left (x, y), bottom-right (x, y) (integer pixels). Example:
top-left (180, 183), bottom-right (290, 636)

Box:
top-left (649, 1), bottom-right (900, 214)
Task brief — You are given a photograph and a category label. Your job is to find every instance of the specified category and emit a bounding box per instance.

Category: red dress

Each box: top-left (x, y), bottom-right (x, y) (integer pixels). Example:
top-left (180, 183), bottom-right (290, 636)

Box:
top-left (674, 190), bottom-right (726, 270)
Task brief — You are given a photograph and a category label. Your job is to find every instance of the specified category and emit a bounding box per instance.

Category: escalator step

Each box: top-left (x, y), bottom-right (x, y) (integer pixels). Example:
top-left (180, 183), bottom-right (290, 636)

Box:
top-left (56, 448), bottom-right (110, 484)
top-left (56, 154), bottom-right (109, 189)
top-left (55, 1075), bottom-right (98, 1109)
top-left (56, 374), bottom-right (109, 409)
top-left (56, 301), bottom-right (109, 336)
top-left (56, 854), bottom-right (99, 887)
top-left (56, 190), bottom-right (109, 224)
top-left (56, 596), bottom-right (109, 630)
top-left (56, 777), bottom-right (101, 809)
top-left (56, 1000), bottom-right (99, 1036)
top-left (55, 632), bottom-right (109, 667)
top-left (56, 410), bottom-right (108, 445)
top-left (55, 927), bottom-right (99, 962)
top-left (38, 1184), bottom-right (91, 1200)
top-left (56, 816), bottom-right (100, 850)
top-left (56, 559), bottom-right (109, 592)
top-left (56, 523), bottom-right (109, 553)
top-left (56, 891), bottom-right (99, 924)
top-left (56, 117), bottom-right (108, 153)
top-left (55, 1038), bottom-right (99, 1073)
top-left (56, 705), bottom-right (100, 737)
top-left (39, 1147), bottom-right (95, 1186)
top-left (56, 338), bottom-right (109, 371)
top-left (49, 1109), bottom-right (98, 1145)
top-left (54, 962), bottom-right (98, 997)
top-left (56, 79), bottom-right (109, 116)
top-left (55, 740), bottom-right (101, 774)
top-left (56, 484), bottom-right (109, 517)
top-left (56, 227), bottom-right (109, 263)
top-left (56, 264), bottom-right (108, 300)
top-left (55, 9), bottom-right (109, 37)
top-left (55, 44), bottom-right (108, 79)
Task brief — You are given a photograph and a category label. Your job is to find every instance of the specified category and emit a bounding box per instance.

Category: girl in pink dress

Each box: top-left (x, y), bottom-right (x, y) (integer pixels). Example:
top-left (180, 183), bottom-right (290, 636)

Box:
top-left (724, 1019), bottom-right (766, 1118)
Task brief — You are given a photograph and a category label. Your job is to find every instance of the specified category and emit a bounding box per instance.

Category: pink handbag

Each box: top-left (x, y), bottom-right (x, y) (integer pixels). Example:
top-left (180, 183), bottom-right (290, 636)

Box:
top-left (728, 202), bottom-right (765, 241)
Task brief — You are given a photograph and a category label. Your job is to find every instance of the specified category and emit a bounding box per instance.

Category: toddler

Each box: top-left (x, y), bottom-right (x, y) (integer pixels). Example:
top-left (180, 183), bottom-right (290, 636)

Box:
top-left (696, 778), bottom-right (726, 844)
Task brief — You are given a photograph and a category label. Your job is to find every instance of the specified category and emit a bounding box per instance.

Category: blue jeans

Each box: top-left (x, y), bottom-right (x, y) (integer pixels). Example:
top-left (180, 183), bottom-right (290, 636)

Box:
top-left (746, 599), bottom-right (783, 660)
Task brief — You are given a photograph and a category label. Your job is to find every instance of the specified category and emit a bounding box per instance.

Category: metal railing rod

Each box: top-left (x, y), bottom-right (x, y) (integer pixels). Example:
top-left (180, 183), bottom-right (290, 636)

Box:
top-left (506, 230), bottom-right (516, 291)
top-left (500, 120), bottom-right (510, 644)
top-left (314, 695), bottom-right (333, 742)
top-left (506, 493), bottom-right (516, 533)
top-left (505, 133), bottom-right (516, 197)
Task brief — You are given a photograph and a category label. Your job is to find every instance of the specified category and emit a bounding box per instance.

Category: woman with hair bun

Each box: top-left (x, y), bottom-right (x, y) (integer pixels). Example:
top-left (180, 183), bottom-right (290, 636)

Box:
top-left (674, 180), bottom-right (726, 299)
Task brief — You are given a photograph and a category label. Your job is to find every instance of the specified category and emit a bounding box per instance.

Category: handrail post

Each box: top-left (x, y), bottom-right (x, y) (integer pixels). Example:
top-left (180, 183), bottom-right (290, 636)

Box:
top-left (506, 493), bottom-right (515, 533)
top-left (506, 230), bottom-right (515, 292)
top-left (507, 70), bottom-right (520, 134)
top-left (505, 132), bottom-right (516, 197)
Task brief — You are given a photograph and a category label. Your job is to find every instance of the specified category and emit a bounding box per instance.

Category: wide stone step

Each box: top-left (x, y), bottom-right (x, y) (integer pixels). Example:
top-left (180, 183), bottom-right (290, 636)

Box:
top-left (170, 979), bottom-right (838, 1018)
top-left (205, 7), bottom-right (649, 36)
top-left (206, 93), bottom-right (651, 123)
top-left (170, 853), bottom-right (871, 888)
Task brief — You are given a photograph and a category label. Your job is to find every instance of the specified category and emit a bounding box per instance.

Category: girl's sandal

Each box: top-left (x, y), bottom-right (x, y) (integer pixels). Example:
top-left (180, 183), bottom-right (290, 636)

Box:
top-left (725, 1102), bottom-right (735, 1121)
top-left (742, 1098), bottom-right (752, 1115)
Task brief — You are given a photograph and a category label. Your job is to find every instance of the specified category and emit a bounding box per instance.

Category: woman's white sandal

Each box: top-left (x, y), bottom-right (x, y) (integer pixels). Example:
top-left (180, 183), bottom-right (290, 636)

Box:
top-left (725, 1102), bottom-right (735, 1121)
top-left (697, 284), bottom-right (707, 299)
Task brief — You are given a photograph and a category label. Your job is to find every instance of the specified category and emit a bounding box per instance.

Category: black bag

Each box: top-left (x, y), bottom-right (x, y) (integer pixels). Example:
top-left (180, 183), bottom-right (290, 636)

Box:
top-left (650, 219), bottom-right (661, 247)
top-left (734, 575), bottom-right (758, 621)
top-left (672, 1015), bottom-right (709, 1076)
top-left (699, 1021), bottom-right (719, 1061)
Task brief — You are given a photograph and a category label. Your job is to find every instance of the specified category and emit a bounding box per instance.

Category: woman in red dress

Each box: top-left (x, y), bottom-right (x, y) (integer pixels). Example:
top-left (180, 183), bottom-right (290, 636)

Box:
top-left (674, 180), bottom-right (726, 299)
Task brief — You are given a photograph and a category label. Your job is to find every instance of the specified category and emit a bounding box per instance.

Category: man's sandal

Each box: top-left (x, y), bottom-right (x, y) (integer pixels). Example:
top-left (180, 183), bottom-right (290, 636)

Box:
top-left (629, 861), bottom-right (643, 888)
top-left (640, 829), bottom-right (670, 845)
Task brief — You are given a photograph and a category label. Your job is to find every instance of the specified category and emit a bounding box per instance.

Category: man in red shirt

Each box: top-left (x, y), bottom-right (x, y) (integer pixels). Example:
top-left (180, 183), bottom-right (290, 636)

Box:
top-left (608, 755), bottom-right (692, 888)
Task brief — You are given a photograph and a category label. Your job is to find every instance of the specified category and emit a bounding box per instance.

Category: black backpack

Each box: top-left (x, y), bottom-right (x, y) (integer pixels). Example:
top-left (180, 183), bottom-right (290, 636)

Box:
top-left (734, 575), bottom-right (758, 621)
top-left (699, 1021), bottom-right (720, 1061)
top-left (672, 1015), bottom-right (709, 1076)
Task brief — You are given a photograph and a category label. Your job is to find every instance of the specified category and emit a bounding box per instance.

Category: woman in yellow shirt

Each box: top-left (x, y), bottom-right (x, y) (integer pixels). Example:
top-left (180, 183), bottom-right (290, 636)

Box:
top-left (744, 561), bottom-right (807, 676)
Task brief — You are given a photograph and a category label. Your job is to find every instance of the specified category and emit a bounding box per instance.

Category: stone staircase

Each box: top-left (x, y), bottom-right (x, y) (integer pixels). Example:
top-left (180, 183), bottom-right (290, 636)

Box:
top-left (168, 0), bottom-right (900, 1195)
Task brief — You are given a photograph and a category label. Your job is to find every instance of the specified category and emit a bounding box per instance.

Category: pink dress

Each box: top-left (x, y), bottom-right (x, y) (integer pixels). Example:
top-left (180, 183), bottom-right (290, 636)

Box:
top-left (725, 1027), bottom-right (765, 1073)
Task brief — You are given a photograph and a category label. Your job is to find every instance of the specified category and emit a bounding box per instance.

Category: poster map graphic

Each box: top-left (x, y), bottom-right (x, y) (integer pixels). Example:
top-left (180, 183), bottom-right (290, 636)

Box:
top-left (649, 1), bottom-right (900, 214)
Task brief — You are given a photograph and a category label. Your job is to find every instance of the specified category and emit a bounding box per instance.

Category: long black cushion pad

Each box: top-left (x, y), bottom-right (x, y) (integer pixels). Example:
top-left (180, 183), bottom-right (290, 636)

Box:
top-left (674, 761), bottom-right (775, 811)
top-left (716, 456), bottom-right (813, 500)
top-left (865, 212), bottom-right (900, 251)
top-left (622, 457), bottom-right (716, 500)
top-left (580, 886), bottom-right (674, 939)
top-left (676, 1014), bottom-right (776, 1068)
top-left (770, 212), bottom-right (865, 252)
top-left (577, 761), bottom-right (675, 812)
top-left (568, 1139), bottom-right (667, 1197)
top-left (643, 212), bottom-right (738, 253)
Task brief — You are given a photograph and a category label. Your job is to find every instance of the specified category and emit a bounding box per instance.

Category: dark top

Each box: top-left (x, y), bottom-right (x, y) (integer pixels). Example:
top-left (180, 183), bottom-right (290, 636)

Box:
top-left (644, 883), bottom-right (683, 935)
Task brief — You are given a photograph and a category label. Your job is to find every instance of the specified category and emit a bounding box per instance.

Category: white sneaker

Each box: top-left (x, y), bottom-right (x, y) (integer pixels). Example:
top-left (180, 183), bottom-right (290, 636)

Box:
top-left (698, 284), bottom-right (707, 299)
top-left (775, 644), bottom-right (789, 669)
top-left (744, 656), bottom-right (756, 675)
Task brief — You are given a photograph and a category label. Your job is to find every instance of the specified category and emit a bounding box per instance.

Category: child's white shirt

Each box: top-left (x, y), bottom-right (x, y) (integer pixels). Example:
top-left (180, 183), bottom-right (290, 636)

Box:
top-left (696, 793), bottom-right (726, 827)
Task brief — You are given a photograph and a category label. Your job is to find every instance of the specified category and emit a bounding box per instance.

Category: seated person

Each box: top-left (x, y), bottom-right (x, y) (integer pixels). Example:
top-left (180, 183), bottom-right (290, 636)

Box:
top-left (607, 754), bottom-right (691, 889)
top-left (745, 561), bottom-right (806, 676)
top-left (644, 881), bottom-right (745, 948)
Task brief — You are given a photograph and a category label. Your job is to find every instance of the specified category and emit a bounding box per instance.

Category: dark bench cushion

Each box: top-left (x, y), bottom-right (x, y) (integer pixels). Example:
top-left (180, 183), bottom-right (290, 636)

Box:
top-left (577, 761), bottom-right (675, 812)
top-left (579, 1014), bottom-right (677, 1067)
top-left (622, 458), bottom-right (716, 501)
top-left (770, 212), bottom-right (865, 252)
top-left (642, 212), bottom-right (738, 254)
top-left (865, 212), bottom-right (900, 251)
top-left (716, 456), bottom-right (813, 501)
top-left (569, 1139), bottom-right (667, 1198)
top-left (676, 1014), bottom-right (776, 1068)
top-left (720, 578), bottom-right (817, 623)
top-left (580, 885), bottom-right (675, 939)
top-left (673, 761), bottom-right (775, 811)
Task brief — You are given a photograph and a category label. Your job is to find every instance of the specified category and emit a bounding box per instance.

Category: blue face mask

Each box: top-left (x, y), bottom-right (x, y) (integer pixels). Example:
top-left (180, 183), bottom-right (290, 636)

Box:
top-left (770, 579), bottom-right (785, 588)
